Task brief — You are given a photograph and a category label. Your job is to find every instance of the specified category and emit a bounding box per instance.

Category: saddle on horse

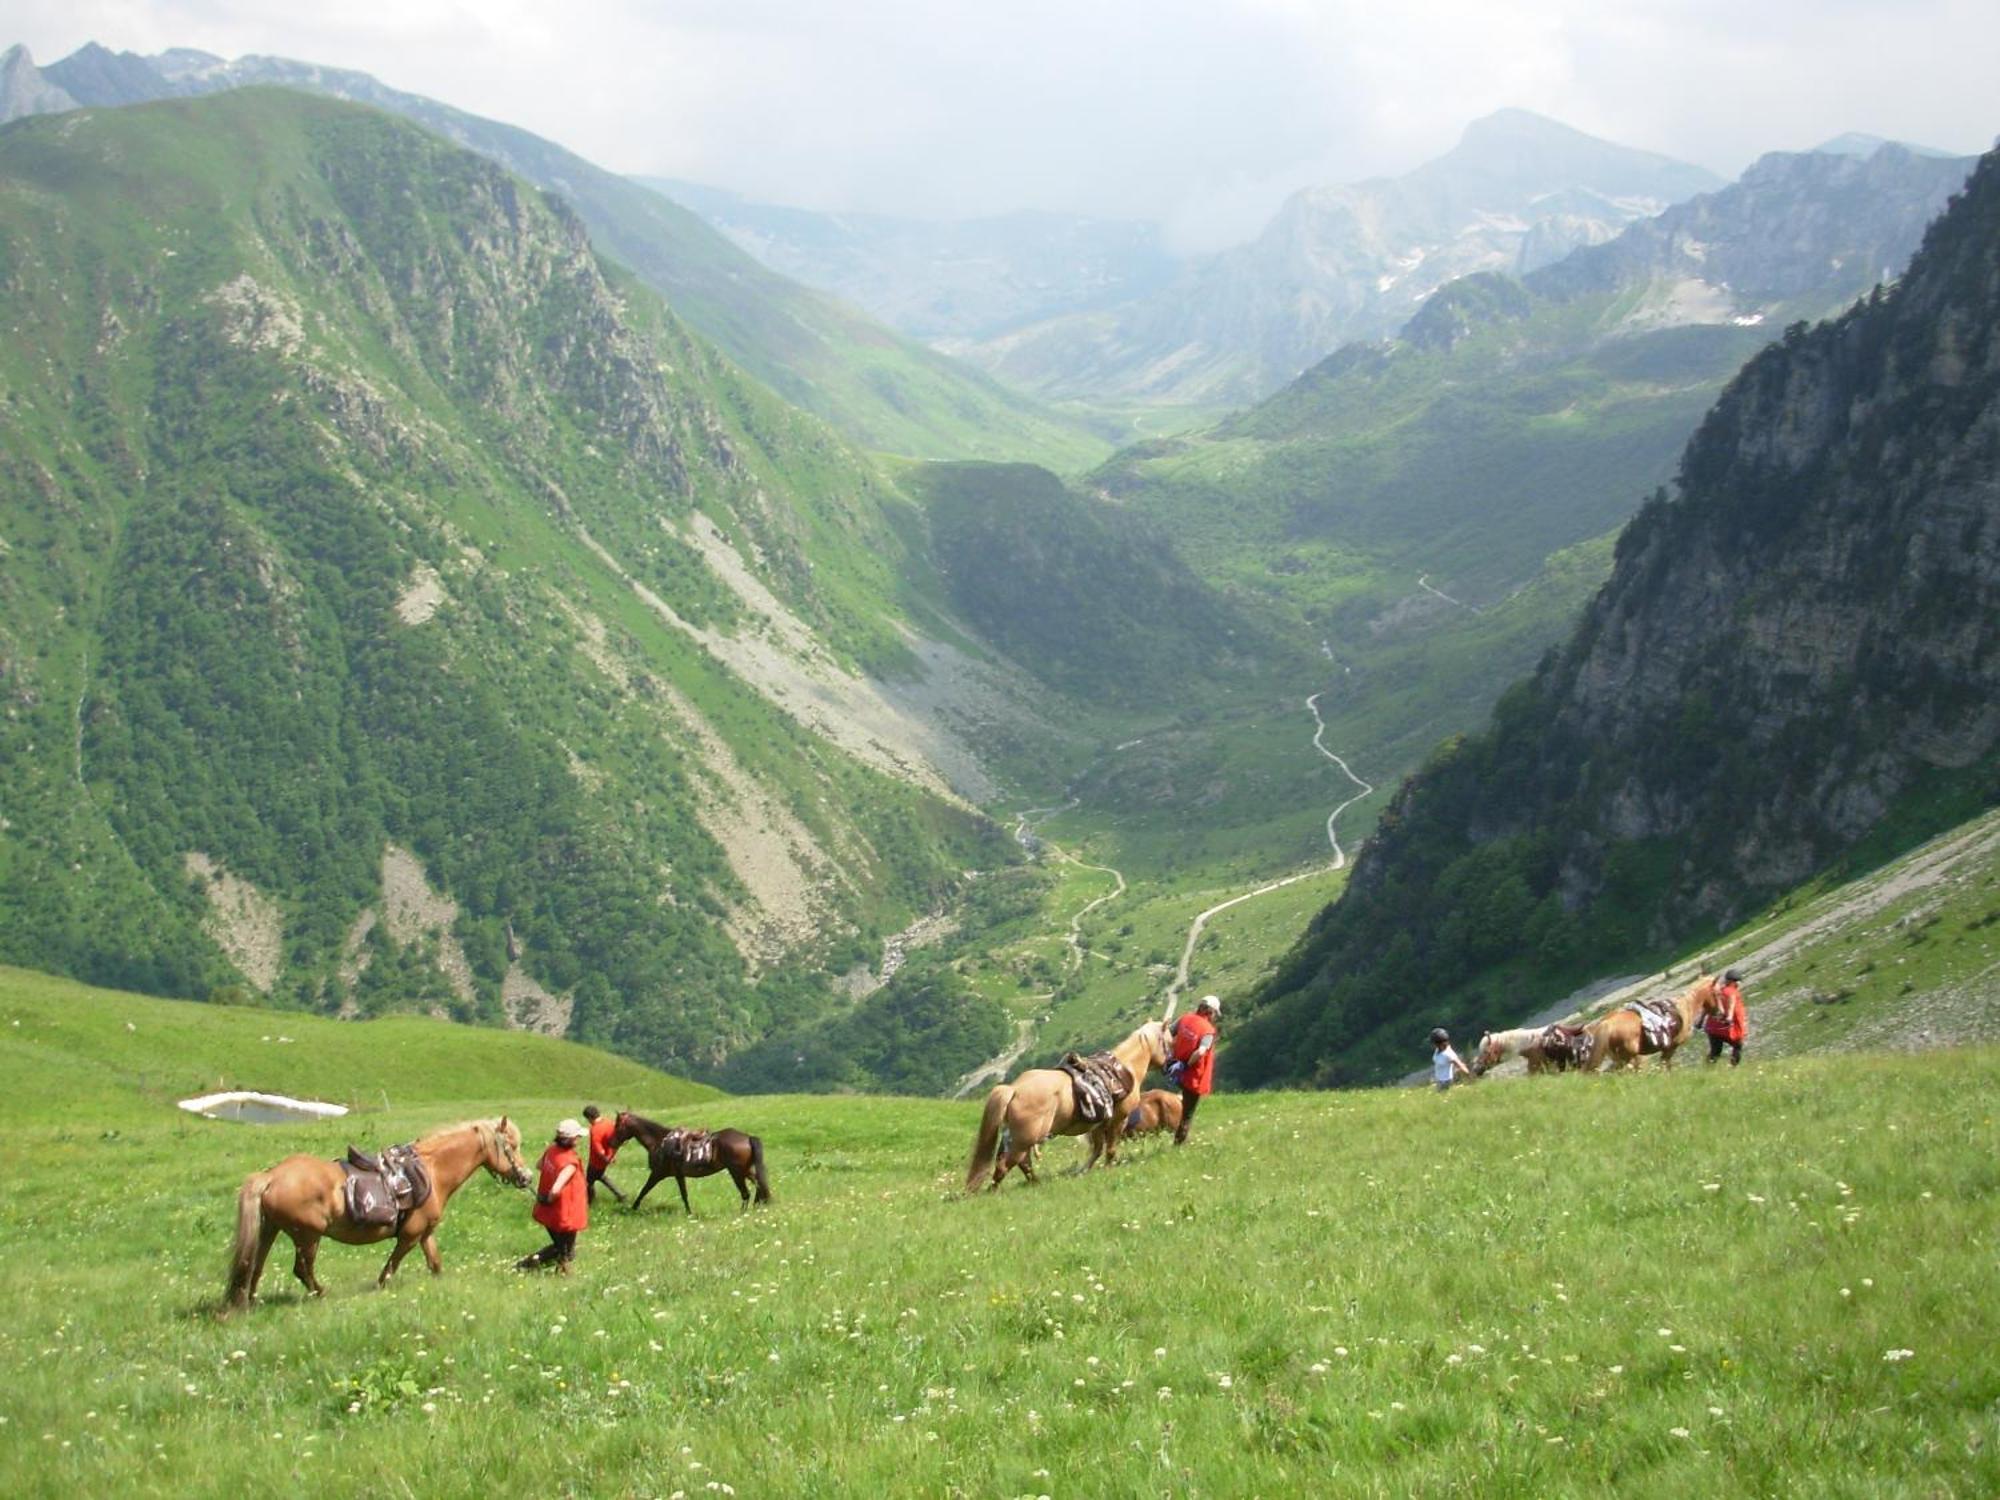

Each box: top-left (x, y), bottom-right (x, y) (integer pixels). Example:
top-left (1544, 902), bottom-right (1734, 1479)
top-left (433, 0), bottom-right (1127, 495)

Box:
top-left (340, 1143), bottom-right (433, 1228)
top-left (659, 1128), bottom-right (715, 1170)
top-left (1625, 998), bottom-right (1682, 1054)
top-left (1058, 1050), bottom-right (1133, 1124)
top-left (1537, 1023), bottom-right (1592, 1071)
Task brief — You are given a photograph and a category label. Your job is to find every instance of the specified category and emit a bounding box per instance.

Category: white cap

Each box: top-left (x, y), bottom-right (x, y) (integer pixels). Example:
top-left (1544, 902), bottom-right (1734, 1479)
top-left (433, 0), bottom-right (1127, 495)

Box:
top-left (1199, 994), bottom-right (1222, 1014)
top-left (555, 1118), bottom-right (584, 1141)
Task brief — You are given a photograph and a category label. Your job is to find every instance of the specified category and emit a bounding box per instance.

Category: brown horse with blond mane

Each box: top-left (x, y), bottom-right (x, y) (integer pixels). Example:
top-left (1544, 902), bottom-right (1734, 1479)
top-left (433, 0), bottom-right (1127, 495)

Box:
top-left (965, 1019), bottom-right (1170, 1192)
top-left (1120, 1088), bottom-right (1184, 1140)
top-left (1582, 975), bottom-right (1724, 1071)
top-left (224, 1116), bottom-right (530, 1311)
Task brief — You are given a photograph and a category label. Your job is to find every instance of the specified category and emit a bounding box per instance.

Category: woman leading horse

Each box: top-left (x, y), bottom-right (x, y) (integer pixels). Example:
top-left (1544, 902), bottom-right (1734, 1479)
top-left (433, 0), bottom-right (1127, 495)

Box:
top-left (224, 1116), bottom-right (530, 1311)
top-left (965, 1019), bottom-right (1170, 1192)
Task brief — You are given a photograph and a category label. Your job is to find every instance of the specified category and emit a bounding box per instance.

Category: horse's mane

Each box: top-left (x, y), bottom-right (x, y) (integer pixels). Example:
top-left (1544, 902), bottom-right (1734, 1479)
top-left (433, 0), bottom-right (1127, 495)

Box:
top-left (1484, 1027), bottom-right (1543, 1050)
top-left (619, 1110), bottom-right (668, 1132)
top-left (414, 1116), bottom-right (510, 1147)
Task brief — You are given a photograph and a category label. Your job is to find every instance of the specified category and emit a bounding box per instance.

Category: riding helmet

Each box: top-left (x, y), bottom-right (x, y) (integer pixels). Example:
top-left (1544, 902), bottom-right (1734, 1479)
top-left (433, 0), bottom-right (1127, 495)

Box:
top-left (1430, 1027), bottom-right (1449, 1044)
top-left (1723, 968), bottom-right (1743, 983)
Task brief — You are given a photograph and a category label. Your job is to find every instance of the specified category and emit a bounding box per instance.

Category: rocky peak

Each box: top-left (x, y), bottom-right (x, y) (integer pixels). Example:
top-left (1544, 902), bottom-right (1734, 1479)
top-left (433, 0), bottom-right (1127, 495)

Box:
top-left (0, 44), bottom-right (78, 123)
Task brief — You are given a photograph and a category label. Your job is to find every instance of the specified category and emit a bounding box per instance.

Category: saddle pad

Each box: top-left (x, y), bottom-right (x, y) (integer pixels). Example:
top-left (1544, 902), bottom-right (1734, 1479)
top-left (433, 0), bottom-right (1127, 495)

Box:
top-left (1626, 999), bottom-right (1681, 1053)
top-left (1059, 1050), bottom-right (1132, 1124)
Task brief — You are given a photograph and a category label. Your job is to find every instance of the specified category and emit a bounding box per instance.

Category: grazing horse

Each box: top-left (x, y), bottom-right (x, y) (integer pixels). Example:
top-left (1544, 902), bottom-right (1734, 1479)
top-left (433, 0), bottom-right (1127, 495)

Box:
top-left (1582, 976), bottom-right (1724, 1072)
top-left (224, 1117), bottom-right (530, 1312)
top-left (1120, 1087), bottom-right (1184, 1139)
top-left (965, 1019), bottom-right (1171, 1192)
top-left (1472, 1028), bottom-right (1542, 1075)
top-left (1474, 1025), bottom-right (1592, 1076)
top-left (612, 1111), bottom-right (771, 1214)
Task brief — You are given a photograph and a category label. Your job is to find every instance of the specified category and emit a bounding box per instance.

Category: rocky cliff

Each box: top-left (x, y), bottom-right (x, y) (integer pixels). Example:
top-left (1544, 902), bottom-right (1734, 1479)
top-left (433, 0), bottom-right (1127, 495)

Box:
top-left (1229, 147), bottom-right (2000, 1087)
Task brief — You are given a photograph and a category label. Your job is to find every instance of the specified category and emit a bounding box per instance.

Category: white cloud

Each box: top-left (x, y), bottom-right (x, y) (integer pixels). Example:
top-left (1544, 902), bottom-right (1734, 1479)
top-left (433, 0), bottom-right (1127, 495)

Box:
top-left (10, 0), bottom-right (1996, 240)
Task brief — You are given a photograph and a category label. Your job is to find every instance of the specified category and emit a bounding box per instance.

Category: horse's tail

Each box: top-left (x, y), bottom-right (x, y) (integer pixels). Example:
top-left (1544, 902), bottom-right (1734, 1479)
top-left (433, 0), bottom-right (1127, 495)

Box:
top-left (965, 1084), bottom-right (1012, 1193)
top-left (223, 1171), bottom-right (271, 1312)
top-left (749, 1135), bottom-right (772, 1204)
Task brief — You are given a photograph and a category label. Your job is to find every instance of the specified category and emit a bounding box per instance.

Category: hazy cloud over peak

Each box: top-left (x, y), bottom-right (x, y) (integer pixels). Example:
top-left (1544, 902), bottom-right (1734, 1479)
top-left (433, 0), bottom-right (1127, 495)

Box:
top-left (11, 0), bottom-right (1995, 250)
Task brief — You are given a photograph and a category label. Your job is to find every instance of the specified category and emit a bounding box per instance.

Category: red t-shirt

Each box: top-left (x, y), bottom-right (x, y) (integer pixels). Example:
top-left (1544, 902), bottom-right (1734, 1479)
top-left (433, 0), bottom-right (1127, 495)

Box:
top-left (1706, 984), bottom-right (1747, 1042)
top-left (532, 1143), bottom-right (587, 1233)
top-left (1171, 1011), bottom-right (1218, 1096)
top-left (587, 1116), bottom-right (619, 1171)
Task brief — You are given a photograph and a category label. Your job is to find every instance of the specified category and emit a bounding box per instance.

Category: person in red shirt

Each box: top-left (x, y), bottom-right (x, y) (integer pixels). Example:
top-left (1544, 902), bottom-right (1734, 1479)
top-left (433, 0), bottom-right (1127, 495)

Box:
top-left (1167, 994), bottom-right (1221, 1145)
top-left (581, 1104), bottom-right (625, 1202)
top-left (1706, 968), bottom-right (1748, 1066)
top-left (517, 1119), bottom-right (588, 1273)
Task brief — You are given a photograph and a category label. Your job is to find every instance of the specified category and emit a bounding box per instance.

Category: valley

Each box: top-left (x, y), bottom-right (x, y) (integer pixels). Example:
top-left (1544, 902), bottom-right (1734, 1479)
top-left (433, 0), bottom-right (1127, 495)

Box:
top-left (0, 41), bottom-right (1991, 1114)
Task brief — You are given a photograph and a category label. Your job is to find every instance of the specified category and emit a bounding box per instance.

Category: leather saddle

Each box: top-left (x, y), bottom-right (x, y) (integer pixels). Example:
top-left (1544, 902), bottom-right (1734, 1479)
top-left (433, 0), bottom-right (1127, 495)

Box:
top-left (660, 1128), bottom-right (714, 1169)
top-left (340, 1143), bottom-right (433, 1227)
top-left (1059, 1050), bottom-right (1133, 1124)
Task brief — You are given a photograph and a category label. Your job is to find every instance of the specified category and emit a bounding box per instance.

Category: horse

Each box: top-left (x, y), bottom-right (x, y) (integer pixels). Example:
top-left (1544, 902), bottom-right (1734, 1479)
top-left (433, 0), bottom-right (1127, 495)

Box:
top-left (1471, 1028), bottom-right (1543, 1075)
top-left (1120, 1088), bottom-right (1184, 1139)
top-left (611, 1111), bottom-right (771, 1214)
top-left (1581, 975), bottom-right (1724, 1072)
top-left (224, 1116), bottom-right (530, 1312)
top-left (1473, 1024), bottom-right (1592, 1076)
top-left (965, 1019), bottom-right (1171, 1192)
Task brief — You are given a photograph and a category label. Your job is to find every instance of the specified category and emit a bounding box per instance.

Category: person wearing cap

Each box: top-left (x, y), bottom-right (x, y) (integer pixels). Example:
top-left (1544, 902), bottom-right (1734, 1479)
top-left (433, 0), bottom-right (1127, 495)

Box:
top-left (517, 1118), bottom-right (588, 1273)
top-left (581, 1105), bottom-right (625, 1203)
top-left (1705, 968), bottom-right (1748, 1066)
top-left (1165, 994), bottom-right (1222, 1144)
top-left (1430, 1028), bottom-right (1471, 1091)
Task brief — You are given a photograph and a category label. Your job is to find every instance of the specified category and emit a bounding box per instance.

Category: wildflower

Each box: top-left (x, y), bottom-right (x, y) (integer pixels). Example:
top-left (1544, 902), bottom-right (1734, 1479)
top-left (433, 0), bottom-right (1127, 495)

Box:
top-left (1334, 1347), bottom-right (1349, 1357)
top-left (1883, 1349), bottom-right (1915, 1362)
top-left (1308, 1362), bottom-right (1328, 1375)
top-left (1670, 1427), bottom-right (1691, 1438)
top-left (1157, 1387), bottom-right (1172, 1400)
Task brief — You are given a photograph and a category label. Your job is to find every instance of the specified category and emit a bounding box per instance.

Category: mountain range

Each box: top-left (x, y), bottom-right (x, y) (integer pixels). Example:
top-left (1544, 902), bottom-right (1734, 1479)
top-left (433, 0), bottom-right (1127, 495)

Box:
top-left (949, 110), bottom-right (1723, 404)
top-left (0, 42), bottom-right (1109, 466)
top-left (644, 180), bottom-right (1180, 344)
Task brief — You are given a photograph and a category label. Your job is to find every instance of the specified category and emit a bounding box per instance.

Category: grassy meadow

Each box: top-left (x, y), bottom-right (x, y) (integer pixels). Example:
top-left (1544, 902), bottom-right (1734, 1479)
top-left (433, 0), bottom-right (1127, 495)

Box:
top-left (3, 968), bottom-right (1997, 1497)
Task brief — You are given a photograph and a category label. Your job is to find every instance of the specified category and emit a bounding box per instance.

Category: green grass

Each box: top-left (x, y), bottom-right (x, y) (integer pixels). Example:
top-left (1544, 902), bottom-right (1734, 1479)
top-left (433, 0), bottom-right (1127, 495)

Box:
top-left (4, 968), bottom-right (1996, 1496)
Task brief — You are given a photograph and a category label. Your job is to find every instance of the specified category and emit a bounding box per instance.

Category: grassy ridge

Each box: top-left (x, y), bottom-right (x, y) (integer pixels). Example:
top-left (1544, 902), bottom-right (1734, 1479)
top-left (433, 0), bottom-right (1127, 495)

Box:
top-left (2, 967), bottom-right (1995, 1496)
top-left (0, 967), bottom-right (719, 1121)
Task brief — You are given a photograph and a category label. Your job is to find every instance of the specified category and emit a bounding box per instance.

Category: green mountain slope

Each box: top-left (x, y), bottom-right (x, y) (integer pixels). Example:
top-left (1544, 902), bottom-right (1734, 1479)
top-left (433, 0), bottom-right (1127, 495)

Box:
top-left (20, 41), bottom-right (1111, 468)
top-left (0, 91), bottom-right (1029, 1076)
top-left (1229, 147), bottom-right (2000, 1086)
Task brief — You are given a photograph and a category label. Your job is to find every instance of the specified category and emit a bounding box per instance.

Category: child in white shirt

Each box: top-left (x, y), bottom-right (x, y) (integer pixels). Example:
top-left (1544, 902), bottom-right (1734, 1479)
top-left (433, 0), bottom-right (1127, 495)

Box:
top-left (1431, 1027), bottom-right (1471, 1091)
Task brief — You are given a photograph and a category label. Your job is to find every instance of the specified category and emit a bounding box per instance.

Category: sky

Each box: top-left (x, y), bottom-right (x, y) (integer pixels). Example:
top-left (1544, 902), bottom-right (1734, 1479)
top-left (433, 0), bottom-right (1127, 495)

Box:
top-left (9, 0), bottom-right (1997, 252)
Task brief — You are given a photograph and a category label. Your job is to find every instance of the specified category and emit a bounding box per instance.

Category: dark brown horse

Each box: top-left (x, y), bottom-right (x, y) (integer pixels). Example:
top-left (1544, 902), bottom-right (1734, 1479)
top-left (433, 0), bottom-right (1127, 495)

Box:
top-left (612, 1111), bottom-right (771, 1214)
top-left (223, 1117), bottom-right (530, 1312)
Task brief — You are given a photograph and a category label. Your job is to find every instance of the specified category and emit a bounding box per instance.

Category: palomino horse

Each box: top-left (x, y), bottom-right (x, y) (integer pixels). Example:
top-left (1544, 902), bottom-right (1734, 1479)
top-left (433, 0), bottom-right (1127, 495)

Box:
top-left (1473, 1025), bottom-right (1591, 1076)
top-left (965, 1019), bottom-right (1171, 1192)
top-left (1582, 976), bottom-right (1724, 1072)
top-left (1120, 1088), bottom-right (1184, 1140)
top-left (224, 1117), bottom-right (530, 1311)
top-left (611, 1111), bottom-right (771, 1214)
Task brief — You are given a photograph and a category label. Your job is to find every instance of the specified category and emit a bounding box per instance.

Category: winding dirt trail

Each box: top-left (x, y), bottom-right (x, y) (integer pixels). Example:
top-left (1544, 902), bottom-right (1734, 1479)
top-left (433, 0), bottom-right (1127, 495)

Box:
top-left (1416, 573), bottom-right (1479, 614)
top-left (952, 800), bottom-right (1130, 1096)
top-left (1160, 692), bottom-right (1373, 1019)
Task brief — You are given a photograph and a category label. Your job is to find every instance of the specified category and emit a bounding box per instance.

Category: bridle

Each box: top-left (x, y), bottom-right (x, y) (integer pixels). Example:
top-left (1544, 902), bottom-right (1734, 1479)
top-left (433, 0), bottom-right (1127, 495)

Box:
top-left (482, 1122), bottom-right (531, 1188)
